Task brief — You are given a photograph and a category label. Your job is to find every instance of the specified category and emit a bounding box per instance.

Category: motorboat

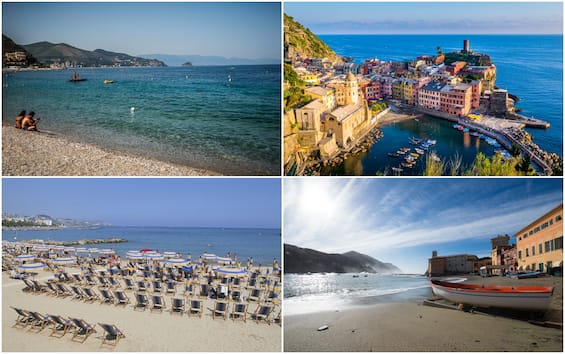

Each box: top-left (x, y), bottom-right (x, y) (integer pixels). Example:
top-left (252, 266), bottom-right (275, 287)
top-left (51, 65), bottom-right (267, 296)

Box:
top-left (430, 279), bottom-right (553, 311)
top-left (69, 72), bottom-right (87, 82)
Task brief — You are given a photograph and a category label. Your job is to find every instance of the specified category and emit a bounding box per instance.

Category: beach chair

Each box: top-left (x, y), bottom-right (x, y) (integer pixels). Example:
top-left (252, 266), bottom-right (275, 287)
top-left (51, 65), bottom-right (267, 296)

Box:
top-left (199, 284), bottom-right (210, 298)
top-left (45, 282), bottom-right (58, 296)
top-left (71, 273), bottom-right (84, 284)
top-left (47, 314), bottom-right (72, 338)
top-left (184, 283), bottom-right (195, 297)
top-left (152, 280), bottom-right (163, 293)
top-left (137, 281), bottom-right (148, 292)
top-left (21, 279), bottom-right (35, 293)
top-left (55, 283), bottom-right (72, 297)
top-left (99, 288), bottom-right (116, 305)
top-left (107, 277), bottom-right (121, 289)
top-left (220, 277), bottom-right (229, 286)
top-left (98, 323), bottom-right (126, 346)
top-left (232, 277), bottom-right (242, 288)
top-left (151, 295), bottom-right (166, 312)
top-left (11, 307), bottom-right (33, 328)
top-left (231, 290), bottom-right (242, 302)
top-left (113, 290), bottom-right (130, 306)
top-left (273, 309), bottom-right (282, 326)
top-left (134, 293), bottom-right (149, 311)
top-left (31, 279), bottom-right (47, 294)
top-left (212, 301), bottom-right (229, 320)
top-left (252, 304), bottom-right (273, 325)
top-left (231, 303), bottom-right (248, 322)
top-left (98, 276), bottom-right (109, 288)
top-left (69, 318), bottom-right (97, 343)
top-left (166, 280), bottom-right (176, 294)
top-left (170, 297), bottom-right (185, 315)
top-left (81, 287), bottom-right (101, 302)
top-left (123, 277), bottom-right (134, 290)
top-left (70, 285), bottom-right (85, 301)
top-left (248, 288), bottom-right (262, 302)
top-left (60, 272), bottom-right (72, 282)
top-left (188, 299), bottom-right (203, 318)
top-left (265, 290), bottom-right (279, 303)
top-left (84, 275), bottom-right (97, 286)
top-left (247, 278), bottom-right (257, 288)
top-left (27, 310), bottom-right (50, 332)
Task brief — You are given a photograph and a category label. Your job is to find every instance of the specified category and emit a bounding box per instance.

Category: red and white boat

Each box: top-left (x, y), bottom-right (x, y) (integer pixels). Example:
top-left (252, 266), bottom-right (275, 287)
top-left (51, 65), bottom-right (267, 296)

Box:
top-left (430, 279), bottom-right (554, 311)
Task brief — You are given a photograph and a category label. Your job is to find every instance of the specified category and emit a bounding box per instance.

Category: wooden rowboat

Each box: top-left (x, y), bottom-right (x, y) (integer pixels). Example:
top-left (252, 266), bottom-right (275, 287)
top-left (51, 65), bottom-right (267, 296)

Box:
top-left (430, 279), bottom-right (553, 311)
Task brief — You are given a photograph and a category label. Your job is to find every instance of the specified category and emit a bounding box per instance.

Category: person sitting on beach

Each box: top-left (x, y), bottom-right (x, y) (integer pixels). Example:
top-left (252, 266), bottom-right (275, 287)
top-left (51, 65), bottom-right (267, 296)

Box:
top-left (15, 110), bottom-right (26, 129)
top-left (21, 111), bottom-right (39, 131)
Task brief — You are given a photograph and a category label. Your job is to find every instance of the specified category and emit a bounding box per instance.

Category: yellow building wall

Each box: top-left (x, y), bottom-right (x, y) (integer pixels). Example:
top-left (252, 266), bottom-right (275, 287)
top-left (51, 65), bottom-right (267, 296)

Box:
top-left (516, 204), bottom-right (563, 272)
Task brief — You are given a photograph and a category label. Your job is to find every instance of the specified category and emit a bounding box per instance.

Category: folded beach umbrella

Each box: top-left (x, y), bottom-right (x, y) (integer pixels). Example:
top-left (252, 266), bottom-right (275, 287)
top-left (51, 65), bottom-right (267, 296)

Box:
top-left (215, 267), bottom-right (247, 277)
top-left (165, 258), bottom-right (188, 267)
top-left (17, 262), bottom-right (47, 273)
top-left (15, 254), bottom-right (35, 262)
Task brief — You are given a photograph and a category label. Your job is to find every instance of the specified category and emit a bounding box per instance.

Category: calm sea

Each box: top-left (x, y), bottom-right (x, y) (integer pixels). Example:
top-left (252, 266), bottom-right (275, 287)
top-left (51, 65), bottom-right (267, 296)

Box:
top-left (2, 65), bottom-right (281, 175)
top-left (285, 273), bottom-right (432, 315)
top-left (318, 34), bottom-right (563, 175)
top-left (3, 226), bottom-right (281, 265)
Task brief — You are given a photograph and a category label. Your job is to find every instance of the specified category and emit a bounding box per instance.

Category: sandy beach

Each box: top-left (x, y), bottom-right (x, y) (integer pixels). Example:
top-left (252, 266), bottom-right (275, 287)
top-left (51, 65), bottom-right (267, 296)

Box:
top-left (3, 269), bottom-right (281, 352)
top-left (2, 125), bottom-right (220, 176)
top-left (284, 276), bottom-right (563, 352)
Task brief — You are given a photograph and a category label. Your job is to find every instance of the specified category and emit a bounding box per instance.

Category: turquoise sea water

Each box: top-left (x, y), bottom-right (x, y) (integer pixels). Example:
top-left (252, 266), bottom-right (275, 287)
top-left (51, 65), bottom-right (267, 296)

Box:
top-left (285, 273), bottom-right (431, 315)
top-left (2, 65), bottom-right (281, 175)
top-left (3, 226), bottom-right (281, 265)
top-left (318, 34), bottom-right (563, 175)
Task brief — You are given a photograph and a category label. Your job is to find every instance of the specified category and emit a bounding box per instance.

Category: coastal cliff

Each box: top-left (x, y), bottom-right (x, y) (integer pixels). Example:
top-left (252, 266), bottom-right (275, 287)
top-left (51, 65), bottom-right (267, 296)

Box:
top-left (284, 14), bottom-right (342, 63)
top-left (284, 243), bottom-right (401, 274)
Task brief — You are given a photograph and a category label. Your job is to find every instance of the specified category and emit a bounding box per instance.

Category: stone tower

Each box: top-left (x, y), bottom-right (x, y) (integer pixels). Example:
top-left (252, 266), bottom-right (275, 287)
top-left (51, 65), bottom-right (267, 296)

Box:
top-left (344, 71), bottom-right (359, 105)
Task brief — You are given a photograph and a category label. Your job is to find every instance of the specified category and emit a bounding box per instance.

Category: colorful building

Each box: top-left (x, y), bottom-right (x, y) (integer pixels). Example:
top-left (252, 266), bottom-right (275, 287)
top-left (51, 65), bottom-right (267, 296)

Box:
top-left (516, 203), bottom-right (563, 273)
top-left (428, 251), bottom-right (479, 276)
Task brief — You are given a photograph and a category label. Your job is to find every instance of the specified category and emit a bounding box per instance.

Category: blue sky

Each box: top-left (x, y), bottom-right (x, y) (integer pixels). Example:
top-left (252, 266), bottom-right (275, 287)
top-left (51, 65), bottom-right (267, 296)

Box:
top-left (285, 2), bottom-right (563, 34)
top-left (2, 2), bottom-right (281, 59)
top-left (284, 178), bottom-right (563, 274)
top-left (3, 178), bottom-right (281, 229)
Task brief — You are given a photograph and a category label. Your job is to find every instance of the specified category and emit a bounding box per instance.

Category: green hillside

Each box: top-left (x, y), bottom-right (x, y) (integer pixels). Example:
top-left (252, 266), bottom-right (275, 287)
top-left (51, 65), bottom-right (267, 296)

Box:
top-left (284, 14), bottom-right (341, 61)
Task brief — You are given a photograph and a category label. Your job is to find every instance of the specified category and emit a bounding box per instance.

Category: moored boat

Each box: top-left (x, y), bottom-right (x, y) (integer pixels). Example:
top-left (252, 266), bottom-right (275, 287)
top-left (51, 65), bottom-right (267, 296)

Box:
top-left (69, 72), bottom-right (87, 82)
top-left (430, 279), bottom-right (553, 311)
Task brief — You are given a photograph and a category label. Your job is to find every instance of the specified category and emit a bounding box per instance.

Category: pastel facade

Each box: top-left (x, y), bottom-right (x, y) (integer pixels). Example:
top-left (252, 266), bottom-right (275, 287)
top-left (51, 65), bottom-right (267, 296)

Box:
top-left (428, 250), bottom-right (479, 277)
top-left (305, 86), bottom-right (337, 112)
top-left (516, 203), bottom-right (563, 272)
top-left (325, 103), bottom-right (369, 148)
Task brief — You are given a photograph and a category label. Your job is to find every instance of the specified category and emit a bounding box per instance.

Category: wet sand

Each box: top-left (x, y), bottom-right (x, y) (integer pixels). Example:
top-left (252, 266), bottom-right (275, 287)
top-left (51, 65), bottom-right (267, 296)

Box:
top-left (284, 276), bottom-right (563, 352)
top-left (2, 125), bottom-right (220, 176)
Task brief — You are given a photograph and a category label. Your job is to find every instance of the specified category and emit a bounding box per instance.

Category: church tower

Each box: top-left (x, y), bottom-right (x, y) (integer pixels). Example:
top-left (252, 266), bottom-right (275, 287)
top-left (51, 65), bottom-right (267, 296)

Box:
top-left (344, 71), bottom-right (359, 105)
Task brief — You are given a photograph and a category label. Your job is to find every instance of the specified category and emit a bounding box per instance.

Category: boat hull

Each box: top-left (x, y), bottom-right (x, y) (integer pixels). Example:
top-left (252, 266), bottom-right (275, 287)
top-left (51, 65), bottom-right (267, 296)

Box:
top-left (430, 280), bottom-right (553, 311)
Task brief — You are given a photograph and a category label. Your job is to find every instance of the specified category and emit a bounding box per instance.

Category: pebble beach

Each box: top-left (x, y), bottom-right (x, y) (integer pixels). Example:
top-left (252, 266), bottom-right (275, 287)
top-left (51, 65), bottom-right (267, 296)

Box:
top-left (2, 125), bottom-right (220, 176)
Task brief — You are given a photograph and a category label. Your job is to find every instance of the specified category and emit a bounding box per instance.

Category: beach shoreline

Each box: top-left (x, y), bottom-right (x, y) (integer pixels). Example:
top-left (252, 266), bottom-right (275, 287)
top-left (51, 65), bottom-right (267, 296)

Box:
top-left (2, 124), bottom-right (221, 176)
top-left (284, 276), bottom-right (563, 352)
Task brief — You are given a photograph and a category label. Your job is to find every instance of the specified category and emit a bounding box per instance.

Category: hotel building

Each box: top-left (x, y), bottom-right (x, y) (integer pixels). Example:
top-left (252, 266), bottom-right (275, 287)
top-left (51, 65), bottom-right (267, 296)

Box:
top-left (516, 203), bottom-right (563, 273)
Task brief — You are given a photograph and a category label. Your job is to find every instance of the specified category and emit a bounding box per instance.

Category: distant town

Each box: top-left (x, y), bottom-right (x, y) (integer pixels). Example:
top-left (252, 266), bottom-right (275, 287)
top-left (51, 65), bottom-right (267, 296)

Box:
top-left (2, 213), bottom-right (108, 229)
top-left (284, 16), bottom-right (562, 176)
top-left (428, 203), bottom-right (563, 276)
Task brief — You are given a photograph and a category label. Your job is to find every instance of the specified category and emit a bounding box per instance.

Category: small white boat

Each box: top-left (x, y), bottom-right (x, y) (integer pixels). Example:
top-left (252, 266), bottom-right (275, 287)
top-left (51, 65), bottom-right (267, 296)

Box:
top-left (430, 280), bottom-right (554, 311)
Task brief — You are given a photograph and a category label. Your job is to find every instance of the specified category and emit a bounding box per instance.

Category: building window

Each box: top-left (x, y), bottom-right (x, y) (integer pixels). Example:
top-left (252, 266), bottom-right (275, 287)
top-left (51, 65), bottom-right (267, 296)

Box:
top-left (526, 248), bottom-right (529, 257)
top-left (545, 241), bottom-right (551, 253)
top-left (541, 222), bottom-right (549, 230)
top-left (539, 243), bottom-right (543, 254)
top-left (518, 250), bottom-right (522, 259)
top-left (556, 236), bottom-right (563, 250)
top-left (549, 219), bottom-right (553, 225)
top-left (532, 246), bottom-right (535, 256)
top-left (557, 215), bottom-right (562, 222)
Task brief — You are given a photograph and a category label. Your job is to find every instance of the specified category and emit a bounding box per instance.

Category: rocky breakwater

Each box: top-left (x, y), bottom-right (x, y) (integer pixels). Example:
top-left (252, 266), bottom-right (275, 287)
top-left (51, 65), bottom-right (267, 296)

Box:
top-left (23, 238), bottom-right (128, 247)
